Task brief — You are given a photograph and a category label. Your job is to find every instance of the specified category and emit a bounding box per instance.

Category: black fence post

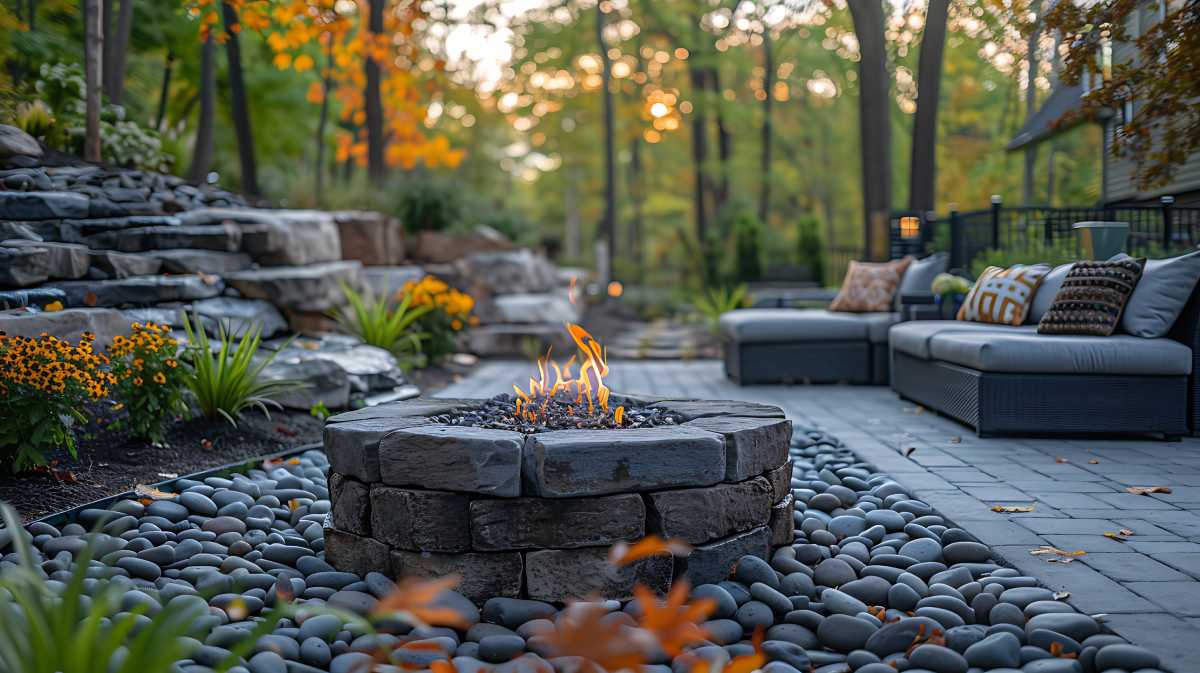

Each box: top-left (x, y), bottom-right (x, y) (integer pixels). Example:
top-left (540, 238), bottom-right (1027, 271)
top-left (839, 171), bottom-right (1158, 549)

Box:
top-left (1162, 195), bottom-right (1175, 250)
top-left (990, 194), bottom-right (1002, 248)
top-left (949, 207), bottom-right (963, 271)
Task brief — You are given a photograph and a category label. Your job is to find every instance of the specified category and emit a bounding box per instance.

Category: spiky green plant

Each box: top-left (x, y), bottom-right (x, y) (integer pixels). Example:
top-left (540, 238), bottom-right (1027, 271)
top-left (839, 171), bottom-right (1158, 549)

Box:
top-left (331, 282), bottom-right (431, 365)
top-left (179, 312), bottom-right (302, 427)
top-left (692, 284), bottom-right (749, 334)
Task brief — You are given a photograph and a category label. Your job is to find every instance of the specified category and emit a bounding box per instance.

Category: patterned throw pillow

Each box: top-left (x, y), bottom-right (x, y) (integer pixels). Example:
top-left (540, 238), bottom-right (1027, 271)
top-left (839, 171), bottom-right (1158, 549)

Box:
top-left (957, 264), bottom-right (1051, 326)
top-left (1038, 258), bottom-right (1146, 336)
top-left (829, 257), bottom-right (914, 313)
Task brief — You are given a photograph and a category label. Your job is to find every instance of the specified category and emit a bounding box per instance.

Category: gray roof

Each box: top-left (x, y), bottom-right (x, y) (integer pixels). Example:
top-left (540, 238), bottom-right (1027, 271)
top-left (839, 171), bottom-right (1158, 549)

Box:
top-left (1006, 83), bottom-right (1093, 151)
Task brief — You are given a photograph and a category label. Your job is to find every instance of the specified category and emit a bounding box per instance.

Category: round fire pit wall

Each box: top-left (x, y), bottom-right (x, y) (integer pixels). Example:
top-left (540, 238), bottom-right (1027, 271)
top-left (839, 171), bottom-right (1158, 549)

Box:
top-left (321, 397), bottom-right (793, 603)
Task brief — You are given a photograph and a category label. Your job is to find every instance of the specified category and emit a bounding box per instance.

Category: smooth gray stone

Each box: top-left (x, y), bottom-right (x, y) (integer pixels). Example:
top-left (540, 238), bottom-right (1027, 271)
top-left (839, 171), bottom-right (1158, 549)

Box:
top-left (693, 584), bottom-right (738, 620)
top-left (813, 558), bottom-right (857, 588)
top-left (1093, 643), bottom-right (1160, 671)
top-left (764, 623), bottom-right (819, 649)
top-left (1023, 613), bottom-right (1100, 642)
top-left (990, 602), bottom-right (1026, 626)
top-left (701, 619), bottom-right (743, 645)
top-left (734, 600), bottom-right (775, 631)
top-left (247, 652), bottom-right (287, 673)
top-left (762, 641), bottom-right (810, 671)
top-left (865, 617), bottom-right (945, 656)
top-left (898, 538), bottom-right (943, 564)
top-left (750, 582), bottom-right (793, 616)
top-left (481, 598), bottom-right (556, 629)
top-left (840, 576), bottom-right (890, 606)
top-left (817, 613), bottom-right (877, 653)
top-left (942, 541), bottom-right (991, 564)
top-left (998, 587), bottom-right (1055, 609)
top-left (965, 632), bottom-right (1022, 669)
top-left (299, 638), bottom-right (331, 668)
top-left (821, 588), bottom-right (868, 616)
top-left (907, 644), bottom-right (968, 673)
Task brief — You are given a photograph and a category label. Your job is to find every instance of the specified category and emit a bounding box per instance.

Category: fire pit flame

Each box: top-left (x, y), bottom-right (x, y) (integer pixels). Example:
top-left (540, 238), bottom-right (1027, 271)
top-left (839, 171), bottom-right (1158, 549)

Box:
top-left (512, 322), bottom-right (625, 425)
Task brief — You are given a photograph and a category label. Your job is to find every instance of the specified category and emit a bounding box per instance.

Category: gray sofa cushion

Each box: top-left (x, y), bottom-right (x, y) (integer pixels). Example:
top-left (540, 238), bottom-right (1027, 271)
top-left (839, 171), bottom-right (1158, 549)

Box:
top-left (889, 320), bottom-right (1036, 359)
top-left (1025, 263), bottom-right (1074, 325)
top-left (927, 332), bottom-right (1192, 375)
top-left (720, 308), bottom-right (899, 344)
top-left (1117, 249), bottom-right (1200, 338)
top-left (894, 252), bottom-right (949, 310)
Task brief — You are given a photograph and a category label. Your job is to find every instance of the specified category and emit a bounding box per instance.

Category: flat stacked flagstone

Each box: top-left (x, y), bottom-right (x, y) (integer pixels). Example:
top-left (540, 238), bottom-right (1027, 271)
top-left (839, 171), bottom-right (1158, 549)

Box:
top-left (322, 396), bottom-right (794, 602)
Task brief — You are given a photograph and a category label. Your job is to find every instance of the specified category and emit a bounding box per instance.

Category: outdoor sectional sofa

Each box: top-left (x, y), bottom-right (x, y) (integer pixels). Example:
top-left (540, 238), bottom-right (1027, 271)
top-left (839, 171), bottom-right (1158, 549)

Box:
top-left (889, 272), bottom-right (1200, 439)
top-left (719, 253), bottom-right (948, 385)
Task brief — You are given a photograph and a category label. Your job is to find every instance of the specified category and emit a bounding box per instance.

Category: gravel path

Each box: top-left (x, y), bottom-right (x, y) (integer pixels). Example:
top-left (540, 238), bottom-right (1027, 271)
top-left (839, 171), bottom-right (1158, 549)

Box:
top-left (0, 426), bottom-right (1169, 673)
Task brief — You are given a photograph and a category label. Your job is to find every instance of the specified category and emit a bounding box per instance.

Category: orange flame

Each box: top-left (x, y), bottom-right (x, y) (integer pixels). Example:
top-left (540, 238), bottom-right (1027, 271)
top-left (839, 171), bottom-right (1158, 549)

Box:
top-left (513, 323), bottom-right (616, 422)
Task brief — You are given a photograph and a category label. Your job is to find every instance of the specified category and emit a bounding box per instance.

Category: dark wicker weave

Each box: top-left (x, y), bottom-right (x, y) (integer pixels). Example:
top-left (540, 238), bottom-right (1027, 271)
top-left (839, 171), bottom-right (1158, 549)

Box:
top-left (891, 277), bottom-right (1200, 438)
top-left (724, 341), bottom-right (877, 385)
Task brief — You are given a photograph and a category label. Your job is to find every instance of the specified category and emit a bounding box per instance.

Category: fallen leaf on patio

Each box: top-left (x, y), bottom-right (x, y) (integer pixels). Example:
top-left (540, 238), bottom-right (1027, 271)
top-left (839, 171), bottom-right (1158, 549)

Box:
top-left (288, 499), bottom-right (301, 512)
top-left (1103, 531), bottom-right (1129, 543)
top-left (299, 340), bottom-right (320, 350)
top-left (1087, 459), bottom-right (1099, 464)
top-left (1055, 457), bottom-right (1069, 464)
top-left (901, 446), bottom-right (917, 457)
top-left (608, 535), bottom-right (693, 566)
top-left (992, 504), bottom-right (1035, 513)
top-left (197, 272), bottom-right (220, 286)
top-left (1119, 528), bottom-right (1135, 536)
top-left (84, 291), bottom-right (97, 306)
top-left (134, 484), bottom-right (176, 500)
top-left (1030, 545), bottom-right (1085, 559)
top-left (1054, 591), bottom-right (1070, 600)
top-left (915, 406), bottom-right (925, 415)
top-left (949, 436), bottom-right (962, 444)
top-left (1126, 486), bottom-right (1172, 495)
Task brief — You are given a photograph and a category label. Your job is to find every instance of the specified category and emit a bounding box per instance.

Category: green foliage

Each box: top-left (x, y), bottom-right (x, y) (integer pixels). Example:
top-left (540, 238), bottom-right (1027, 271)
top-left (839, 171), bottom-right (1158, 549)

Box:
top-left (0, 502), bottom-right (204, 673)
top-left (692, 284), bottom-right (748, 335)
top-left (309, 401), bottom-right (331, 420)
top-left (331, 282), bottom-right (431, 367)
top-left (732, 211), bottom-right (764, 284)
top-left (796, 215), bottom-right (826, 285)
top-left (701, 231), bottom-right (725, 289)
top-left (969, 238), bottom-right (1080, 277)
top-left (397, 176), bottom-right (463, 234)
top-left (0, 332), bottom-right (110, 472)
top-left (179, 312), bottom-right (302, 427)
top-left (106, 322), bottom-right (189, 444)
top-left (931, 272), bottom-right (972, 299)
top-left (14, 100), bottom-right (55, 139)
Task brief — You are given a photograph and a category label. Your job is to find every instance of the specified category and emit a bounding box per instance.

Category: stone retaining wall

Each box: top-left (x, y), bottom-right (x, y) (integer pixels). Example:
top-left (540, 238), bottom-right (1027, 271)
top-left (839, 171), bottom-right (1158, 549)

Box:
top-left (322, 397), bottom-right (795, 603)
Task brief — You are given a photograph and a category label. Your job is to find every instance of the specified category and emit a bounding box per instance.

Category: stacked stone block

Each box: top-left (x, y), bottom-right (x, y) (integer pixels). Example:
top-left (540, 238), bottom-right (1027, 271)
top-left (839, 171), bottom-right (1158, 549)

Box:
top-left (322, 397), bottom-right (794, 603)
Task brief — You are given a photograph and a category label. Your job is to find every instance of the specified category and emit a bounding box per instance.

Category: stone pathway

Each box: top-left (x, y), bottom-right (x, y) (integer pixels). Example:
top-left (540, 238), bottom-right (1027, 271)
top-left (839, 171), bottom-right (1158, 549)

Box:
top-left (440, 359), bottom-right (1200, 671)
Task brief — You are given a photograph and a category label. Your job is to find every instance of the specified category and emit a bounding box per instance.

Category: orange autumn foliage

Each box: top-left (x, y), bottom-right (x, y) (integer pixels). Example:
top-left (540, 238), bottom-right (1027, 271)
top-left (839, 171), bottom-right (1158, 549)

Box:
top-left (608, 534), bottom-right (693, 566)
top-left (372, 575), bottom-right (470, 630)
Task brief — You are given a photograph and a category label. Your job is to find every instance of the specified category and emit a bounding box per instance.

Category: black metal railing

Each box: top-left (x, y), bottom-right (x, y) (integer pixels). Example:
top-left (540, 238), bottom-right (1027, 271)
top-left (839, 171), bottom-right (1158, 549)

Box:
top-left (894, 196), bottom-right (1200, 273)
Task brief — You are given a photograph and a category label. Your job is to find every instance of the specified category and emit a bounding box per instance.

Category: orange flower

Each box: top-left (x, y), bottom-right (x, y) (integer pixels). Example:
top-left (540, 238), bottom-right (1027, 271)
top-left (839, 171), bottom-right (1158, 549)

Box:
top-left (153, 372), bottom-right (166, 385)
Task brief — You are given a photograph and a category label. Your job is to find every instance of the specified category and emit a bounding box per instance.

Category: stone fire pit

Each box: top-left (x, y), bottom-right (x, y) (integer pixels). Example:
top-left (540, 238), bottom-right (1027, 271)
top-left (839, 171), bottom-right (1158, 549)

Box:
top-left (321, 396), bottom-right (793, 603)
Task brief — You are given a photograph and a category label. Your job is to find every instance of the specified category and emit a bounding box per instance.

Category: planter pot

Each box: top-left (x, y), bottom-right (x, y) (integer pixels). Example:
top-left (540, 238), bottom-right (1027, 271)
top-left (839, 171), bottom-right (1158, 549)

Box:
top-left (935, 293), bottom-right (964, 320)
top-left (1073, 221), bottom-right (1129, 260)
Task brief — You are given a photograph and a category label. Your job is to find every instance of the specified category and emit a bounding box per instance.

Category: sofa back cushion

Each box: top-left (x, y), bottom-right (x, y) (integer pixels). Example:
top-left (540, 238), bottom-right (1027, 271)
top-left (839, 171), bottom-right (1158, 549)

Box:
top-left (829, 257), bottom-right (913, 313)
top-left (1115, 249), bottom-right (1200, 337)
top-left (1037, 258), bottom-right (1145, 336)
top-left (957, 264), bottom-right (1050, 326)
top-left (1025, 262), bottom-right (1074, 325)
top-left (893, 252), bottom-right (949, 310)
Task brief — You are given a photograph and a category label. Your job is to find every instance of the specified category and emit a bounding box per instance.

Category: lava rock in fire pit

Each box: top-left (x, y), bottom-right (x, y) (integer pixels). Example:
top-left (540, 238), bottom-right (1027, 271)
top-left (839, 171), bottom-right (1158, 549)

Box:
top-left (432, 392), bottom-right (682, 433)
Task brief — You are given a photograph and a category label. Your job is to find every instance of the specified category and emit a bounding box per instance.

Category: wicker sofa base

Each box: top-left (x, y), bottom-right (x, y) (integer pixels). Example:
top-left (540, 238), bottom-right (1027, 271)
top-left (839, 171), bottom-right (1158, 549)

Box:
top-left (891, 351), bottom-right (1188, 438)
top-left (724, 341), bottom-right (888, 385)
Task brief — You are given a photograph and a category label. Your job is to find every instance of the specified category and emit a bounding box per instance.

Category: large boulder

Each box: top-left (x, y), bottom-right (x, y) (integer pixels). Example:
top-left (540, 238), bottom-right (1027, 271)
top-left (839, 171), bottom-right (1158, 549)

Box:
top-left (0, 125), bottom-right (42, 161)
top-left (225, 261), bottom-right (363, 313)
top-left (88, 250), bottom-right (163, 279)
top-left (410, 227), bottom-right (513, 264)
top-left (487, 293), bottom-right (579, 325)
top-left (176, 207), bottom-right (342, 266)
top-left (269, 334), bottom-right (408, 394)
top-left (82, 224), bottom-right (243, 252)
top-left (2, 240), bottom-right (90, 280)
top-left (259, 357), bottom-right (351, 411)
top-left (334, 211), bottom-right (404, 266)
top-left (191, 297), bottom-right (288, 338)
top-left (0, 307), bottom-right (131, 349)
top-left (452, 249), bottom-right (558, 297)
top-left (0, 191), bottom-right (89, 220)
top-left (42, 274), bottom-right (224, 308)
top-left (0, 246), bottom-right (52, 287)
top-left (142, 248), bottom-right (253, 274)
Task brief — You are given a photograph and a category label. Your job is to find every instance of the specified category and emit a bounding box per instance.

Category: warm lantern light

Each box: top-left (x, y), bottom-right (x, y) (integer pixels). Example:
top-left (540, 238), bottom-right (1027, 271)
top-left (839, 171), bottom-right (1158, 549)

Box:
top-left (899, 216), bottom-right (921, 239)
top-left (607, 281), bottom-right (624, 298)
top-left (649, 102), bottom-right (670, 118)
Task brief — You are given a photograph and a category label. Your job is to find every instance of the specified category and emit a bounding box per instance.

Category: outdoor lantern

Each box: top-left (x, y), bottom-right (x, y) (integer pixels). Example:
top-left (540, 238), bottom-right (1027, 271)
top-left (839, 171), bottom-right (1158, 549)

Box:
top-left (899, 216), bottom-right (921, 239)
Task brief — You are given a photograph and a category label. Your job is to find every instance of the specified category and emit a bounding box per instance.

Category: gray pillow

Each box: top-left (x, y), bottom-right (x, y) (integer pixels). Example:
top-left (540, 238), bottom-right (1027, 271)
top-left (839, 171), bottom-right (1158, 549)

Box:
top-left (894, 252), bottom-right (949, 310)
top-left (1025, 262), bottom-right (1074, 325)
top-left (1119, 249), bottom-right (1200, 337)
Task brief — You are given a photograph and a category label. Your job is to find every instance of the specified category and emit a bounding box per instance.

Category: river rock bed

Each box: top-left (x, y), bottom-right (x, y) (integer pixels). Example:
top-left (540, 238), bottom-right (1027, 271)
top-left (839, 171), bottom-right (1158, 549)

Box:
top-left (0, 425), bottom-right (1168, 673)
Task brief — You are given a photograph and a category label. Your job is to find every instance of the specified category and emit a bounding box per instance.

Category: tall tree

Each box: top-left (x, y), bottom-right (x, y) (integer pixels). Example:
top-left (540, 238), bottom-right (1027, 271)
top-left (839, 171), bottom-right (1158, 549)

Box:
top-left (84, 0), bottom-right (102, 162)
top-left (759, 26), bottom-right (773, 225)
top-left (596, 1), bottom-right (617, 281)
top-left (908, 0), bottom-right (948, 215)
top-left (188, 36), bottom-right (215, 183)
top-left (848, 0), bottom-right (891, 260)
top-left (1022, 0), bottom-right (1042, 205)
top-left (365, 0), bottom-right (386, 183)
top-left (154, 50), bottom-right (174, 131)
top-left (221, 1), bottom-right (260, 197)
top-left (315, 37), bottom-right (334, 201)
top-left (109, 0), bottom-right (134, 105)
top-left (101, 0), bottom-right (113, 99)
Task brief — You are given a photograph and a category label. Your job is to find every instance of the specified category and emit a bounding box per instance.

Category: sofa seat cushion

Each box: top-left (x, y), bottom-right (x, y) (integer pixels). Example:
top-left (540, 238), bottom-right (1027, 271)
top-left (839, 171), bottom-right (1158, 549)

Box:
top-left (720, 308), bottom-right (899, 344)
top-left (928, 332), bottom-right (1192, 375)
top-left (889, 321), bottom-right (1036, 359)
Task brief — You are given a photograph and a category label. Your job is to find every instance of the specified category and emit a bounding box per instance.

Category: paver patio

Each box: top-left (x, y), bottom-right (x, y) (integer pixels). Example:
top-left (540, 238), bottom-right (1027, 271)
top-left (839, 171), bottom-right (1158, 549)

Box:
top-left (440, 358), bottom-right (1200, 671)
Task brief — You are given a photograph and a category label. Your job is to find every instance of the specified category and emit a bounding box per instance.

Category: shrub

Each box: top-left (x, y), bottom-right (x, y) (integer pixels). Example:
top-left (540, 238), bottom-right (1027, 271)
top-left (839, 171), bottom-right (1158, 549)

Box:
top-left (180, 312), bottom-right (301, 427)
top-left (14, 100), bottom-right (55, 140)
top-left (401, 276), bottom-right (478, 366)
top-left (332, 282), bottom-right (431, 367)
top-left (692, 284), bottom-right (748, 335)
top-left (106, 322), bottom-right (189, 444)
top-left (397, 177), bottom-right (462, 234)
top-left (732, 211), bottom-right (764, 284)
top-left (0, 331), bottom-right (113, 471)
top-left (796, 214), bottom-right (826, 284)
top-left (968, 237), bottom-right (1079, 277)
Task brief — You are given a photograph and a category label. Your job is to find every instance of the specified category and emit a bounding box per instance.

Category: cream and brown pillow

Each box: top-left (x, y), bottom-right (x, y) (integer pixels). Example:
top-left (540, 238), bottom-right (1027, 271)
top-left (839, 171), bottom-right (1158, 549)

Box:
top-left (957, 264), bottom-right (1051, 325)
top-left (829, 257), bottom-right (913, 313)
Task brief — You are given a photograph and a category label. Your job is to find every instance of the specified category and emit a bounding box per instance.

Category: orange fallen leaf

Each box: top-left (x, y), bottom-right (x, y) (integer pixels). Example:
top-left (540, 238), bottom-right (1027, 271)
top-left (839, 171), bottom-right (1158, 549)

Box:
top-left (1055, 457), bottom-right (1069, 464)
top-left (1119, 528), bottom-right (1135, 536)
top-left (1103, 532), bottom-right (1129, 543)
top-left (530, 601), bottom-right (644, 672)
top-left (84, 291), bottom-right (97, 306)
top-left (1049, 641), bottom-right (1077, 659)
top-left (43, 300), bottom-right (63, 312)
top-left (723, 627), bottom-right (766, 673)
top-left (638, 581), bottom-right (715, 655)
top-left (275, 425), bottom-right (297, 437)
top-left (201, 438), bottom-right (213, 450)
top-left (373, 576), bottom-right (469, 629)
top-left (608, 535), bottom-right (692, 567)
top-left (1126, 486), bottom-right (1172, 495)
top-left (287, 457), bottom-right (302, 465)
top-left (134, 484), bottom-right (176, 500)
top-left (1087, 459), bottom-right (1099, 464)
top-left (288, 499), bottom-right (301, 512)
top-left (1030, 545), bottom-right (1086, 559)
top-left (949, 436), bottom-right (962, 444)
top-left (992, 504), bottom-right (1035, 513)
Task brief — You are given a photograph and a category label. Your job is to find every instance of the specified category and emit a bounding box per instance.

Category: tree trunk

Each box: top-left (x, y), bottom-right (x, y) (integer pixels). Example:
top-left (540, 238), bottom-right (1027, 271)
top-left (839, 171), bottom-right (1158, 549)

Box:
top-left (908, 0), bottom-right (947, 214)
top-left (759, 28), bottom-right (774, 225)
top-left (629, 137), bottom-right (644, 283)
top-left (688, 64), bottom-right (711, 247)
top-left (709, 67), bottom-right (732, 221)
top-left (365, 0), bottom-right (386, 183)
top-left (155, 51), bottom-right (174, 131)
top-left (1022, 0), bottom-right (1042, 205)
top-left (188, 35), bottom-right (215, 183)
top-left (315, 37), bottom-right (334, 202)
top-left (84, 0), bottom-right (103, 162)
top-left (28, 0), bottom-right (36, 31)
top-left (595, 2), bottom-right (617, 282)
top-left (848, 0), bottom-right (891, 261)
top-left (108, 0), bottom-right (134, 105)
top-left (221, 1), bottom-right (260, 197)
top-left (101, 0), bottom-right (113, 100)
top-left (564, 166), bottom-right (581, 260)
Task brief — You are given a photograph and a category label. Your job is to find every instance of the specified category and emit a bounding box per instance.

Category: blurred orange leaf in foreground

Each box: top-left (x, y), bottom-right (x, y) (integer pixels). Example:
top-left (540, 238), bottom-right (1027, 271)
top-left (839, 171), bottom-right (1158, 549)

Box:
top-left (608, 535), bottom-right (693, 567)
top-left (373, 575), bottom-right (469, 629)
